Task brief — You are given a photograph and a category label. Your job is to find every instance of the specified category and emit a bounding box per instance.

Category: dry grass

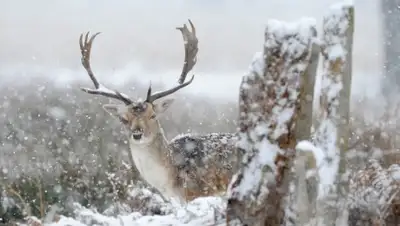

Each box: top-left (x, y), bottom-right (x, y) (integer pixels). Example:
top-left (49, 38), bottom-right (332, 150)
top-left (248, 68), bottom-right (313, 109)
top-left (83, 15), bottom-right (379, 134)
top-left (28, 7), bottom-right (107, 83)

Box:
top-left (1, 79), bottom-right (400, 224)
top-left (347, 97), bottom-right (400, 169)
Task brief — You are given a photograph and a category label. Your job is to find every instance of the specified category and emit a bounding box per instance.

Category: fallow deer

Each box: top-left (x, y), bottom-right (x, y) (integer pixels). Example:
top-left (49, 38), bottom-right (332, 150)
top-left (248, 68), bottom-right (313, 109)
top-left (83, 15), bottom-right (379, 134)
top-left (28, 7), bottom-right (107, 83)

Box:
top-left (78, 20), bottom-right (238, 203)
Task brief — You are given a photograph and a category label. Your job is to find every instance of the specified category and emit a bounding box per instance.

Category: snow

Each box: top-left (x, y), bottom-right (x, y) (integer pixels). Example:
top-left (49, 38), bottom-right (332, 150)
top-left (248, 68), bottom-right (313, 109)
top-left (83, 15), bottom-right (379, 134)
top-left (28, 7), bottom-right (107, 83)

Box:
top-left (97, 84), bottom-right (115, 94)
top-left (233, 139), bottom-right (279, 199)
top-left (314, 121), bottom-right (340, 197)
top-left (296, 138), bottom-right (339, 198)
top-left (266, 17), bottom-right (316, 40)
top-left (48, 106), bottom-right (67, 120)
top-left (329, 0), bottom-right (354, 14)
top-left (296, 140), bottom-right (325, 171)
top-left (39, 196), bottom-right (226, 226)
top-left (348, 160), bottom-right (400, 220)
top-left (81, 83), bottom-right (131, 100)
top-left (322, 0), bottom-right (353, 61)
top-left (389, 164), bottom-right (400, 181)
top-left (273, 107), bottom-right (295, 140)
top-left (264, 17), bottom-right (317, 62)
top-left (248, 52), bottom-right (265, 77)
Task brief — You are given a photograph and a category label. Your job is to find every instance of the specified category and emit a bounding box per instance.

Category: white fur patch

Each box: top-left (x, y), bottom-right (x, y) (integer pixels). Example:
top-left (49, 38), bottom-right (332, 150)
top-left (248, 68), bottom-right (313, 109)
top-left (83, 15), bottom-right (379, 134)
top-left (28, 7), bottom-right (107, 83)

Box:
top-left (129, 142), bottom-right (184, 203)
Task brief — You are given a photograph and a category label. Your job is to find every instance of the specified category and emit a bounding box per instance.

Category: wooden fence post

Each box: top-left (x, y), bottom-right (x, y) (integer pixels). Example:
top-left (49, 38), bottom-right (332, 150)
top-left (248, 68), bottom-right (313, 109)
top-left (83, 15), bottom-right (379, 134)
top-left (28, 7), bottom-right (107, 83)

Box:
top-left (314, 1), bottom-right (354, 224)
top-left (226, 18), bottom-right (317, 226)
top-left (293, 42), bottom-right (320, 225)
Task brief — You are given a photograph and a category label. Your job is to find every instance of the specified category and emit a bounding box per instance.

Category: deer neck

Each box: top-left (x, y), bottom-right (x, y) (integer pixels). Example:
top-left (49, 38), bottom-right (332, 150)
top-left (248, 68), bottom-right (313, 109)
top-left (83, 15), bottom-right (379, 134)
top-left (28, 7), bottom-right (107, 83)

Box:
top-left (128, 121), bottom-right (182, 201)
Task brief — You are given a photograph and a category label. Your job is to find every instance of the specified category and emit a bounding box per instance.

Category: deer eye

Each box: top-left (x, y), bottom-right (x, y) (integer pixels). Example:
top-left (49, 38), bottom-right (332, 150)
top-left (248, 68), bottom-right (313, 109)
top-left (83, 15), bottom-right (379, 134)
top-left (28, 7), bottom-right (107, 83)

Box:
top-left (119, 117), bottom-right (129, 124)
top-left (150, 115), bottom-right (156, 119)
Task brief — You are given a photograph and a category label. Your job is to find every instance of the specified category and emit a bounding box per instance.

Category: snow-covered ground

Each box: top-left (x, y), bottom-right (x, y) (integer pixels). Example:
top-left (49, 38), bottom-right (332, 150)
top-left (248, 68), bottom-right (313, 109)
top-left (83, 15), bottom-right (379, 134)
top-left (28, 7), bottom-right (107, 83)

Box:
top-left (44, 196), bottom-right (226, 226)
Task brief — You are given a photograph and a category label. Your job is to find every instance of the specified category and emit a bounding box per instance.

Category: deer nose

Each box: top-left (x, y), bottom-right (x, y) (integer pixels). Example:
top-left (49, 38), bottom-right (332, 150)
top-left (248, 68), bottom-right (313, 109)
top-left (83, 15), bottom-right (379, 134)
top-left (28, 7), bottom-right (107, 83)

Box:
top-left (132, 128), bottom-right (143, 140)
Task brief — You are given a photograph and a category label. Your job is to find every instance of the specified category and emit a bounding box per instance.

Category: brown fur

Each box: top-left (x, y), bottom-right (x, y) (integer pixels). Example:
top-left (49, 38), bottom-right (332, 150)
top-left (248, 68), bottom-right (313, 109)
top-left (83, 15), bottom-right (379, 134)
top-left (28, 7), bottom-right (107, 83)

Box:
top-left (169, 132), bottom-right (238, 201)
top-left (183, 166), bottom-right (232, 201)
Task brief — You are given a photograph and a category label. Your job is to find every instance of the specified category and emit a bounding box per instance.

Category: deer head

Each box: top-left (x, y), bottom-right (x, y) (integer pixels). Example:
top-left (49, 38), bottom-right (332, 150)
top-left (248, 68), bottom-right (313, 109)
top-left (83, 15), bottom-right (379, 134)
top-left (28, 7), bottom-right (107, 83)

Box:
top-left (79, 20), bottom-right (199, 145)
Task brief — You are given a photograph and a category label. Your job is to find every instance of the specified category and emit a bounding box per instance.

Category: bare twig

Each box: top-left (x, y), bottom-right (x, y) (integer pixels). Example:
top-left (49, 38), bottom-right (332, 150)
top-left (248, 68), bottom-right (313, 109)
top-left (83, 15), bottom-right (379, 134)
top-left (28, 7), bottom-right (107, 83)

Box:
top-left (7, 186), bottom-right (31, 217)
top-left (36, 177), bottom-right (45, 219)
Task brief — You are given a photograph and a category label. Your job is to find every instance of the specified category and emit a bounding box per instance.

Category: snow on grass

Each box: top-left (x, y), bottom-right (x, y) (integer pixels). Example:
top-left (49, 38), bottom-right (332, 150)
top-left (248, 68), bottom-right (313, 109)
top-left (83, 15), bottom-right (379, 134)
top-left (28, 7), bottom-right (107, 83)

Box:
top-left (348, 160), bottom-right (400, 221)
top-left (33, 196), bottom-right (226, 226)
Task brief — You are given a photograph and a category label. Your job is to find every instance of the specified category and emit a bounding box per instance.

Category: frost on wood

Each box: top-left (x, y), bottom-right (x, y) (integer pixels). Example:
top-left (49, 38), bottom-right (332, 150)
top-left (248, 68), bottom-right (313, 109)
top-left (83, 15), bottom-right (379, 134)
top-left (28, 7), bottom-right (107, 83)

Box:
top-left (313, 1), bottom-right (354, 224)
top-left (348, 160), bottom-right (400, 225)
top-left (226, 18), bottom-right (317, 226)
top-left (314, 1), bottom-right (354, 189)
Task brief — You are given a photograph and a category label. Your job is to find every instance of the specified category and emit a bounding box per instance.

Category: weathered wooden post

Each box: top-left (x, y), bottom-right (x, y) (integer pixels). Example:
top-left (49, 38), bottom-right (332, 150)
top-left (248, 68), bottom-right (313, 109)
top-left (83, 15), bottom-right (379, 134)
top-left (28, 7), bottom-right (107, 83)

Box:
top-left (226, 18), bottom-right (317, 226)
top-left (293, 41), bottom-right (320, 225)
top-left (313, 1), bottom-right (354, 224)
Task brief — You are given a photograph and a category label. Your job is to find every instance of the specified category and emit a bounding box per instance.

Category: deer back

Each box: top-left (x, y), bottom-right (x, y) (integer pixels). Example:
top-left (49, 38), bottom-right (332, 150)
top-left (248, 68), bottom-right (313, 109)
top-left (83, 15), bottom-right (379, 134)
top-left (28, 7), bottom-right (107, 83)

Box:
top-left (168, 132), bottom-right (238, 201)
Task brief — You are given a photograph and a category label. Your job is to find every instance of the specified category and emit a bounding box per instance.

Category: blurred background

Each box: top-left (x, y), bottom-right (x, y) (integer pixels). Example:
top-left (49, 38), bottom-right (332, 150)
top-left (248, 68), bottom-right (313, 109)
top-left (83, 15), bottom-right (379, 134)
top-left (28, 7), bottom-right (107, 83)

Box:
top-left (0, 0), bottom-right (382, 98)
top-left (0, 0), bottom-right (399, 222)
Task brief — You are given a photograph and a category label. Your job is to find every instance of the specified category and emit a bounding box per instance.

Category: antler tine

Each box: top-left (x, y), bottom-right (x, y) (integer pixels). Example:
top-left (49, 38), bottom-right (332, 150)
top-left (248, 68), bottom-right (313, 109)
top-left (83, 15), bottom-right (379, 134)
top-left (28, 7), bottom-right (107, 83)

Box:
top-left (79, 31), bottom-right (133, 105)
top-left (146, 82), bottom-right (153, 102)
top-left (146, 75), bottom-right (195, 103)
top-left (79, 32), bottom-right (102, 88)
top-left (176, 19), bottom-right (198, 84)
top-left (145, 19), bottom-right (198, 103)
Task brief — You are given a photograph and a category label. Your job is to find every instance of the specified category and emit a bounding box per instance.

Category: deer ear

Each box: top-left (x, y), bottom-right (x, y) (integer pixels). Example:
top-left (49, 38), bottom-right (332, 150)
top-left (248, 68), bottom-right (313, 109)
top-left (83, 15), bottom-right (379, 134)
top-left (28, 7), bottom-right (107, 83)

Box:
top-left (103, 104), bottom-right (123, 118)
top-left (154, 98), bottom-right (175, 114)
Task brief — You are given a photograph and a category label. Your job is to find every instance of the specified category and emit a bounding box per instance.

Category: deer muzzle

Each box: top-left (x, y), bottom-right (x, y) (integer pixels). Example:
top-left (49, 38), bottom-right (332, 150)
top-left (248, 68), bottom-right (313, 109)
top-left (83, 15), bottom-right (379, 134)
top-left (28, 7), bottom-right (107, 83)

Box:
top-left (132, 128), bottom-right (144, 140)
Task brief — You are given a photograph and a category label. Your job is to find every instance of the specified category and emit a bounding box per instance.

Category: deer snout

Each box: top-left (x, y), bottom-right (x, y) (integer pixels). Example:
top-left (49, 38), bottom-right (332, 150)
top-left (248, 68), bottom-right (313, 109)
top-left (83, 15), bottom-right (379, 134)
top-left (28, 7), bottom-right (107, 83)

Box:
top-left (131, 128), bottom-right (144, 140)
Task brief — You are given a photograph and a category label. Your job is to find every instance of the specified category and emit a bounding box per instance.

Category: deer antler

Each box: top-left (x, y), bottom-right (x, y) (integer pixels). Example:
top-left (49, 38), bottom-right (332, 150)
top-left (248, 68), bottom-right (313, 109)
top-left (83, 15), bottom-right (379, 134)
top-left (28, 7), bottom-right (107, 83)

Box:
top-left (176, 19), bottom-right (198, 85)
top-left (145, 19), bottom-right (199, 103)
top-left (79, 32), bottom-right (133, 105)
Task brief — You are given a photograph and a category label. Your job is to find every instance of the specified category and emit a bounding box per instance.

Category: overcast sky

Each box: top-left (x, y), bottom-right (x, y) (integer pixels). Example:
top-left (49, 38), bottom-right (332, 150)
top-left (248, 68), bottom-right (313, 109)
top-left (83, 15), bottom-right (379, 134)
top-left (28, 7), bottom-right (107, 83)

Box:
top-left (0, 0), bottom-right (383, 99)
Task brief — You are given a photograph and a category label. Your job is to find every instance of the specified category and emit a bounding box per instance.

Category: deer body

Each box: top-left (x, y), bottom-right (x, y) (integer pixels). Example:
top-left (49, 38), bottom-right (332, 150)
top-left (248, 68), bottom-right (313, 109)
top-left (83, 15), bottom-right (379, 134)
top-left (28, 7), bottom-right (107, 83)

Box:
top-left (127, 111), bottom-right (237, 202)
top-left (77, 20), bottom-right (238, 202)
top-left (168, 132), bottom-right (237, 201)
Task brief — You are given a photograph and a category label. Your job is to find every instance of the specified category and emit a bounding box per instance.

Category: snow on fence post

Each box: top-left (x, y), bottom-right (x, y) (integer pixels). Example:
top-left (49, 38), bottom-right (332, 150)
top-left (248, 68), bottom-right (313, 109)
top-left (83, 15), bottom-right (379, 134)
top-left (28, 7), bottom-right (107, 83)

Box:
top-left (314, 1), bottom-right (354, 224)
top-left (226, 18), bottom-right (317, 226)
